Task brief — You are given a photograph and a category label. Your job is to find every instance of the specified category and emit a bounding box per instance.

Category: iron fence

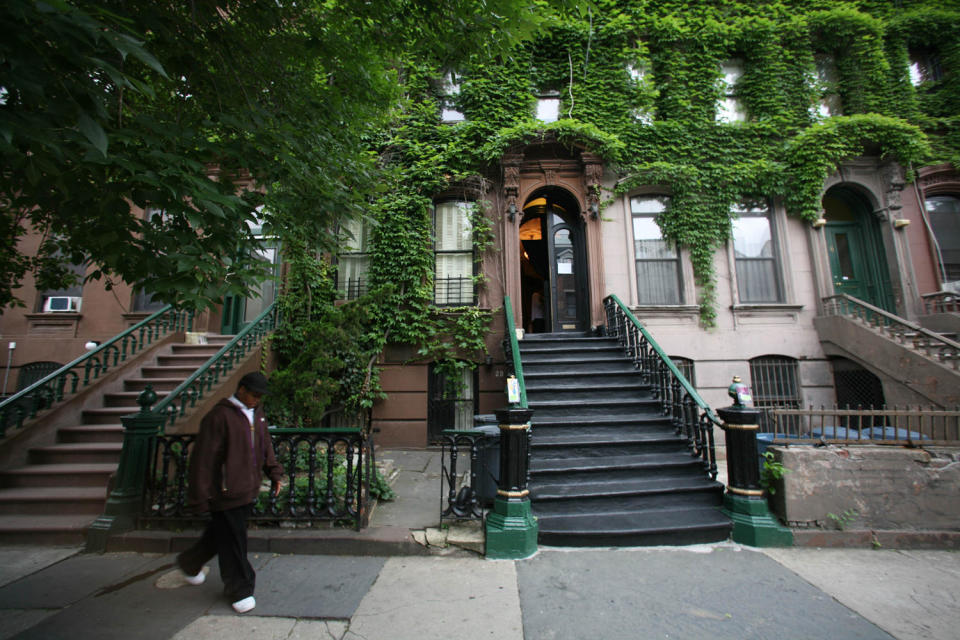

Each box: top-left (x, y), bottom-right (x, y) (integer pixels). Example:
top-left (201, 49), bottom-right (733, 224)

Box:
top-left (921, 291), bottom-right (960, 314)
top-left (765, 406), bottom-right (960, 446)
top-left (143, 419), bottom-right (373, 529)
top-left (439, 429), bottom-right (500, 522)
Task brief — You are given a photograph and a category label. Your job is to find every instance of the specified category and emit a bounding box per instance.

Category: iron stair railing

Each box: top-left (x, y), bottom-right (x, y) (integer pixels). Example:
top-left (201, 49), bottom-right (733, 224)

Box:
top-left (822, 294), bottom-right (960, 371)
top-left (0, 305), bottom-right (192, 435)
top-left (604, 294), bottom-right (719, 480)
top-left (152, 301), bottom-right (278, 431)
top-left (501, 294), bottom-right (527, 408)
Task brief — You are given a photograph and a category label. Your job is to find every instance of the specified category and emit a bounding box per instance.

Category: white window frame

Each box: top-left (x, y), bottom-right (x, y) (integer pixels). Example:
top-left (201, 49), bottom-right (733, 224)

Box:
top-left (433, 201), bottom-right (475, 306)
top-left (630, 195), bottom-right (684, 306)
top-left (730, 201), bottom-right (784, 304)
top-left (716, 58), bottom-right (746, 123)
top-left (337, 217), bottom-right (372, 300)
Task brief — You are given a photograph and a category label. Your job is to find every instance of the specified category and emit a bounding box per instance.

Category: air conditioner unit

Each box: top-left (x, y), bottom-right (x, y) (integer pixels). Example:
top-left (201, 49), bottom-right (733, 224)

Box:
top-left (43, 296), bottom-right (82, 313)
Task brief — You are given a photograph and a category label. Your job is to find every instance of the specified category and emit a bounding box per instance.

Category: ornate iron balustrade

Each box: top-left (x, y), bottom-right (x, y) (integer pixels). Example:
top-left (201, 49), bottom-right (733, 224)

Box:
top-left (603, 294), bottom-right (719, 479)
top-left (822, 294), bottom-right (960, 371)
top-left (144, 419), bottom-right (373, 529)
top-left (153, 302), bottom-right (278, 432)
top-left (922, 291), bottom-right (960, 314)
top-left (500, 295), bottom-right (527, 407)
top-left (767, 406), bottom-right (960, 446)
top-left (439, 429), bottom-right (495, 521)
top-left (0, 305), bottom-right (192, 435)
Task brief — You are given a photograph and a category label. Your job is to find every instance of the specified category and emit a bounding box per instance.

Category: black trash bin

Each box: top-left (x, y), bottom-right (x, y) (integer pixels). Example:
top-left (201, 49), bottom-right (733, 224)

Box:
top-left (473, 415), bottom-right (500, 505)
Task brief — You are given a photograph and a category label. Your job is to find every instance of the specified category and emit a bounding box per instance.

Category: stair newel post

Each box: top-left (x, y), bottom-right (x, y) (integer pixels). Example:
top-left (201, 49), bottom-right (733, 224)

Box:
top-left (718, 377), bottom-right (793, 547)
top-left (485, 406), bottom-right (538, 559)
top-left (86, 386), bottom-right (164, 552)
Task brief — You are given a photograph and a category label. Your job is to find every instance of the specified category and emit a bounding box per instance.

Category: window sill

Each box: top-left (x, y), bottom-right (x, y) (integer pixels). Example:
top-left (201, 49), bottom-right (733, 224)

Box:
top-left (630, 305), bottom-right (700, 318)
top-left (25, 313), bottom-right (82, 336)
top-left (731, 304), bottom-right (804, 323)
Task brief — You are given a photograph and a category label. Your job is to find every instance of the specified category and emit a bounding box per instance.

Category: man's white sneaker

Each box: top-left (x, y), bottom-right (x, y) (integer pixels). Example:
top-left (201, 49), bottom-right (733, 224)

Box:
top-left (232, 596), bottom-right (256, 614)
top-left (180, 565), bottom-right (207, 586)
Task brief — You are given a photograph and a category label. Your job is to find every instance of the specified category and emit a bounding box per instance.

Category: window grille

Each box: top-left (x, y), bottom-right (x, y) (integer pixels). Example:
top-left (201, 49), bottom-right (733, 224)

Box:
top-left (631, 196), bottom-right (681, 305)
top-left (750, 355), bottom-right (801, 430)
top-left (670, 356), bottom-right (696, 387)
top-left (427, 364), bottom-right (476, 442)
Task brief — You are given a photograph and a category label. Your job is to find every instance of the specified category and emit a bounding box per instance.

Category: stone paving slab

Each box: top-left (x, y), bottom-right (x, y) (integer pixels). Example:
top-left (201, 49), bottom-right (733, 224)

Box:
top-left (0, 546), bottom-right (80, 589)
top-left (0, 551), bottom-right (159, 609)
top-left (345, 556), bottom-right (523, 640)
top-left (234, 554), bottom-right (385, 619)
top-left (516, 545), bottom-right (895, 640)
top-left (169, 615), bottom-right (347, 640)
top-left (8, 555), bottom-right (216, 640)
top-left (764, 548), bottom-right (960, 640)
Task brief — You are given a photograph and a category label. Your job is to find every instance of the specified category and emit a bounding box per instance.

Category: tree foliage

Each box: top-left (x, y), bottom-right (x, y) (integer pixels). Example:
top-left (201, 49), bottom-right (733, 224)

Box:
top-left (0, 0), bottom-right (573, 310)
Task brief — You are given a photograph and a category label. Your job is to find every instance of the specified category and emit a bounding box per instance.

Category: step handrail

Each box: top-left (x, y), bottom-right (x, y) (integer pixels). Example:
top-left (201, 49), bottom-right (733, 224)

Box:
top-left (502, 296), bottom-right (528, 407)
top-left (153, 301), bottom-right (278, 431)
top-left (0, 305), bottom-right (193, 435)
top-left (823, 294), bottom-right (960, 350)
top-left (604, 294), bottom-right (720, 425)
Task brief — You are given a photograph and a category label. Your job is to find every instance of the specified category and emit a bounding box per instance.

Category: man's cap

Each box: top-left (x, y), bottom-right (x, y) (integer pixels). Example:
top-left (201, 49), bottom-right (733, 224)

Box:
top-left (238, 371), bottom-right (269, 395)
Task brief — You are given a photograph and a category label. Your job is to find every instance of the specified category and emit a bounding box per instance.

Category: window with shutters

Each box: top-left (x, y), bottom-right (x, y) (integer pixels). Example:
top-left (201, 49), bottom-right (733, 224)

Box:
top-left (434, 201), bottom-right (475, 306)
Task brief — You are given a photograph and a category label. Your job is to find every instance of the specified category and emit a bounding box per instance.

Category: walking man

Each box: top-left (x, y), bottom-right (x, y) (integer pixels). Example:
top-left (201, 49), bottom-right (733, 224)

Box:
top-left (176, 371), bottom-right (283, 614)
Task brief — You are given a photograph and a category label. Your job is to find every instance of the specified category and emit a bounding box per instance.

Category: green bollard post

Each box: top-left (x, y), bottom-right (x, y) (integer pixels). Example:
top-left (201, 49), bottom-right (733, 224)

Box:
top-left (86, 386), bottom-right (165, 552)
top-left (485, 406), bottom-right (538, 559)
top-left (718, 377), bottom-right (792, 547)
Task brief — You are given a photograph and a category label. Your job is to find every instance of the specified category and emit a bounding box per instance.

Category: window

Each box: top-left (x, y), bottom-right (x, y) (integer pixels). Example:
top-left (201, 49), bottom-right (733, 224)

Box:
top-left (732, 202), bottom-right (782, 303)
top-left (750, 355), bottom-right (801, 430)
top-left (670, 356), bottom-right (696, 386)
top-left (434, 201), bottom-right (474, 305)
top-left (925, 194), bottom-right (960, 286)
top-left (440, 71), bottom-right (464, 123)
top-left (427, 363), bottom-right (476, 441)
top-left (337, 217), bottom-right (372, 300)
top-left (716, 59), bottom-right (746, 123)
top-left (909, 49), bottom-right (943, 86)
top-left (37, 256), bottom-right (85, 313)
top-left (536, 92), bottom-right (560, 122)
top-left (631, 196), bottom-right (681, 305)
top-left (813, 54), bottom-right (841, 118)
top-left (627, 61), bottom-right (655, 124)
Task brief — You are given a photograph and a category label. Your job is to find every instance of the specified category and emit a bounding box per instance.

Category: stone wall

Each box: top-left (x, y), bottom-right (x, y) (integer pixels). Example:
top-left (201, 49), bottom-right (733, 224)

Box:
top-left (768, 445), bottom-right (960, 531)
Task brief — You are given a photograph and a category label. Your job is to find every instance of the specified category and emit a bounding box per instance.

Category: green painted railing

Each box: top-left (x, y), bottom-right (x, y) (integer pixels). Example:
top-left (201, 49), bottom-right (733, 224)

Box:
top-left (0, 305), bottom-right (192, 436)
top-left (604, 294), bottom-right (719, 479)
top-left (153, 301), bottom-right (278, 431)
top-left (502, 295), bottom-right (527, 407)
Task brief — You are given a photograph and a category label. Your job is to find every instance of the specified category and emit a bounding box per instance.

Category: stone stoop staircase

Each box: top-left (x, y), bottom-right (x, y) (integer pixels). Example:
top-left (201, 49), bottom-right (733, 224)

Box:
top-left (520, 332), bottom-right (731, 546)
top-left (0, 335), bottom-right (232, 544)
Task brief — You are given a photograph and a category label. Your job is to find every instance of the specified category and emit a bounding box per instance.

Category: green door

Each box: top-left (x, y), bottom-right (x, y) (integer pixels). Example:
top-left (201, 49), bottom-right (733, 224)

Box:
top-left (220, 293), bottom-right (245, 335)
top-left (825, 223), bottom-right (873, 303)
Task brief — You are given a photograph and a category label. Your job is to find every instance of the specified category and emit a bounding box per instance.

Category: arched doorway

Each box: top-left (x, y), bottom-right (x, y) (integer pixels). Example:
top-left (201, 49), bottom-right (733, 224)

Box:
top-left (518, 187), bottom-right (589, 333)
top-left (822, 187), bottom-right (894, 311)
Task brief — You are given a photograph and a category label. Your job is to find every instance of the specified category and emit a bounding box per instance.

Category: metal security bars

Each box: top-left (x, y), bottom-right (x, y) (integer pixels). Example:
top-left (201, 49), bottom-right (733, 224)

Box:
top-left (604, 294), bottom-right (719, 479)
top-left (144, 421), bottom-right (373, 529)
top-left (0, 305), bottom-right (192, 435)
top-left (749, 355), bottom-right (801, 430)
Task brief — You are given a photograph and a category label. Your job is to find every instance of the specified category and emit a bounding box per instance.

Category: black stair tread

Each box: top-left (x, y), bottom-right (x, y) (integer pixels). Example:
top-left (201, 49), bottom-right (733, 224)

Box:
top-left (529, 398), bottom-right (657, 409)
top-left (532, 429), bottom-right (684, 446)
top-left (530, 452), bottom-right (703, 473)
top-left (535, 506), bottom-right (731, 535)
top-left (532, 476), bottom-right (721, 499)
top-left (532, 415), bottom-right (673, 427)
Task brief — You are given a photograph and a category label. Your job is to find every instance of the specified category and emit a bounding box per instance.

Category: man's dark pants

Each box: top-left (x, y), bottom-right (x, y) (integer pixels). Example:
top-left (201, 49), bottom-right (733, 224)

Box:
top-left (177, 504), bottom-right (255, 601)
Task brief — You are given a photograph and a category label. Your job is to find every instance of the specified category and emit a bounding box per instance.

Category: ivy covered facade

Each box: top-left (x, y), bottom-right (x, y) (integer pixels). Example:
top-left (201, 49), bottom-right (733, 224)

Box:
top-left (336, 0), bottom-right (960, 446)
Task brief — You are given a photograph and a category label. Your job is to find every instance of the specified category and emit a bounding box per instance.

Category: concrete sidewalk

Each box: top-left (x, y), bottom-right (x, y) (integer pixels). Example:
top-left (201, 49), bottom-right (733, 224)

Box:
top-left (1, 544), bottom-right (958, 639)
top-left (0, 449), bottom-right (958, 639)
